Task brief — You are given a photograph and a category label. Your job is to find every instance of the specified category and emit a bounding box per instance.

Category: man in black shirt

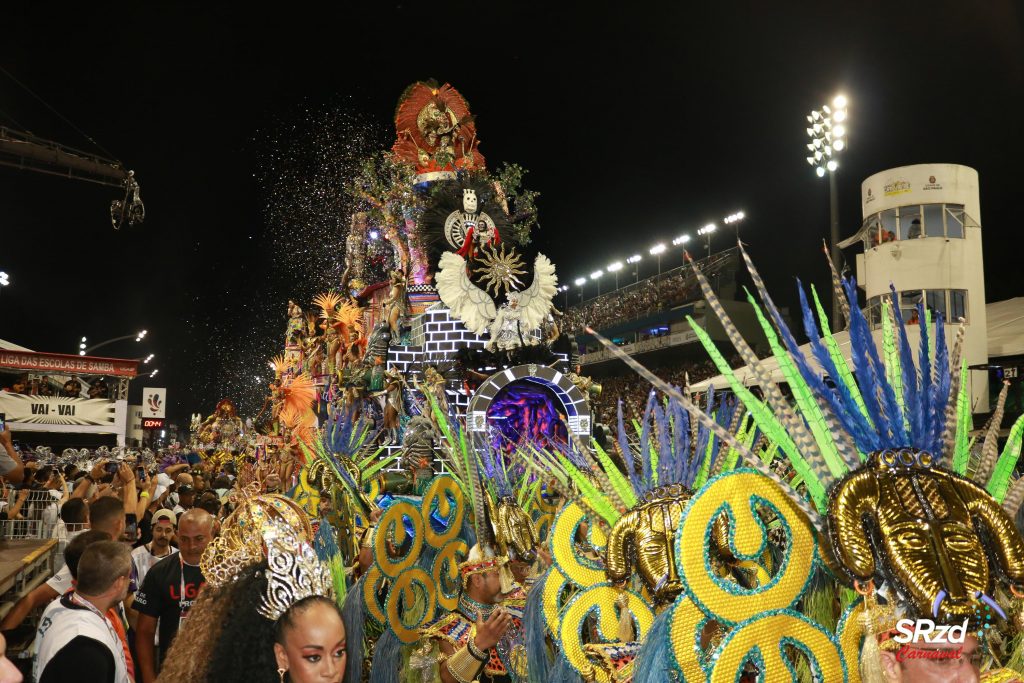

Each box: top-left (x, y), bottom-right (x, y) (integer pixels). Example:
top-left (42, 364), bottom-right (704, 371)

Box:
top-left (133, 508), bottom-right (213, 683)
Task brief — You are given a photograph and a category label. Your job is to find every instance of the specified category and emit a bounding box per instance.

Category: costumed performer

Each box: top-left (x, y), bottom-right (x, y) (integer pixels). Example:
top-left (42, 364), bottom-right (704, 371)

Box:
top-left (651, 243), bottom-right (1024, 682)
top-left (156, 496), bottom-right (343, 683)
top-left (407, 545), bottom-right (517, 683)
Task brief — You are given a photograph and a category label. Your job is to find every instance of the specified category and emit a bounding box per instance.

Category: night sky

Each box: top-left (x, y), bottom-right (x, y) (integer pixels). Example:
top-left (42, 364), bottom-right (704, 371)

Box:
top-left (1, 2), bottom-right (1021, 424)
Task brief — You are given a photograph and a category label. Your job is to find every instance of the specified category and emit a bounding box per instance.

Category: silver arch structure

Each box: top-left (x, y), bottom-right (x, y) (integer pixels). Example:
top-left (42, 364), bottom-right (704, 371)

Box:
top-left (465, 363), bottom-right (591, 446)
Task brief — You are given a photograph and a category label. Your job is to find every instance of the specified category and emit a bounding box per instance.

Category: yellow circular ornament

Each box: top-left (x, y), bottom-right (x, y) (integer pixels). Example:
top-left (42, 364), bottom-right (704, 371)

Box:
top-left (558, 584), bottom-right (654, 679)
top-left (678, 470), bottom-right (816, 625)
top-left (386, 567), bottom-right (437, 643)
top-left (374, 501), bottom-right (424, 577)
top-left (432, 539), bottom-right (468, 611)
top-left (362, 566), bottom-right (387, 625)
top-left (421, 475), bottom-right (465, 549)
top-left (708, 611), bottom-right (846, 682)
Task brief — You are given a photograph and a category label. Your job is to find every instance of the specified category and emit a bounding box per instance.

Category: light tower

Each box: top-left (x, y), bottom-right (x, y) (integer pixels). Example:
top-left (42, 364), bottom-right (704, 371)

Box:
top-left (807, 94), bottom-right (848, 329)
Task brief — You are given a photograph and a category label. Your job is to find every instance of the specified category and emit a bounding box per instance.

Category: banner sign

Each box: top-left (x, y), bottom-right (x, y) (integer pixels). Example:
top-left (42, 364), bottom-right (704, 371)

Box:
top-left (0, 350), bottom-right (138, 378)
top-left (0, 392), bottom-right (118, 426)
top-left (143, 387), bottom-right (166, 418)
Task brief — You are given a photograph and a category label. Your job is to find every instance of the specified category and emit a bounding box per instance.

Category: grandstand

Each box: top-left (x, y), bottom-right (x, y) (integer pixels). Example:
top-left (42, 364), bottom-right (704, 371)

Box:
top-left (562, 247), bottom-right (762, 375)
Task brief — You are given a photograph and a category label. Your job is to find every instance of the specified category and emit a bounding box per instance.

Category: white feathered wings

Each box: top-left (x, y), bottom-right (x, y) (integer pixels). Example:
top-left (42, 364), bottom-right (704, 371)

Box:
top-left (435, 251), bottom-right (558, 336)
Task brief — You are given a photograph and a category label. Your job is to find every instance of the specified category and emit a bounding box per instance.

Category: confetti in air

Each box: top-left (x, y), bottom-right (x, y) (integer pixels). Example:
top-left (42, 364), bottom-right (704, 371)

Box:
top-left (185, 100), bottom-right (386, 415)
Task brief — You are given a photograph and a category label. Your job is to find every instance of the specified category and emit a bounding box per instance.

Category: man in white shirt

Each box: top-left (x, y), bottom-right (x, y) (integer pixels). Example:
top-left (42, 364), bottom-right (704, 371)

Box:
top-left (130, 509), bottom-right (176, 589)
top-left (34, 541), bottom-right (133, 683)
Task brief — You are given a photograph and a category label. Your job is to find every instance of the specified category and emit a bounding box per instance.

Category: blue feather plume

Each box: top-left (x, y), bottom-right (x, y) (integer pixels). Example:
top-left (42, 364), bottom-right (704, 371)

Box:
top-left (638, 392), bottom-right (656, 491)
top-left (616, 400), bottom-right (641, 493)
top-left (845, 278), bottom-right (909, 447)
top-left (525, 569), bottom-right (555, 683)
top-left (796, 283), bottom-right (879, 451)
top-left (633, 609), bottom-right (673, 683)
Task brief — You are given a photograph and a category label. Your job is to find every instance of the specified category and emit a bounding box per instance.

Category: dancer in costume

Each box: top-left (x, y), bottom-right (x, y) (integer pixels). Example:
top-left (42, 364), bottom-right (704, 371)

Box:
top-left (156, 495), bottom-right (344, 683)
top-left (516, 387), bottom-right (770, 683)
top-left (381, 367), bottom-right (406, 444)
top-left (411, 544), bottom-right (520, 683)
top-left (605, 243), bottom-right (1024, 682)
top-left (342, 212), bottom-right (369, 290)
top-left (383, 269), bottom-right (409, 342)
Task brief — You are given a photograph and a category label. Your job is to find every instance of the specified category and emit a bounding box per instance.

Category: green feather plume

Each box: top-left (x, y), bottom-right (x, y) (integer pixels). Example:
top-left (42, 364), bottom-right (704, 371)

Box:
top-left (687, 316), bottom-right (828, 512)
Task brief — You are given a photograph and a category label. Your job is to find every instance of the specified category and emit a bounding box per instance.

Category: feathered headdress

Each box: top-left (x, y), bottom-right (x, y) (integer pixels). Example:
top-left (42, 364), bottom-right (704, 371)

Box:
top-left (684, 242), bottom-right (1024, 629)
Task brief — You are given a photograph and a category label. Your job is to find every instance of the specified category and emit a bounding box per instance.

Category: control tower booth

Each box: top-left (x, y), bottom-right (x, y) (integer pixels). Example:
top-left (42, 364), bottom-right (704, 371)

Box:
top-left (843, 163), bottom-right (988, 412)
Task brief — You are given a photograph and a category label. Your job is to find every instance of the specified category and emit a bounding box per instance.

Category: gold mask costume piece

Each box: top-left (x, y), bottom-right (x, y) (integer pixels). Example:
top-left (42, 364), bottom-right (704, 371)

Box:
top-left (827, 449), bottom-right (1024, 622)
top-left (492, 495), bottom-right (539, 564)
top-left (605, 483), bottom-right (690, 605)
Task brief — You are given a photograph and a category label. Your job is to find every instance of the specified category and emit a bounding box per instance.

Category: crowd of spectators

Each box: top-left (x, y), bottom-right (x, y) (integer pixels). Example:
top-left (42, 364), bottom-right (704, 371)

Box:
top-left (1, 375), bottom-right (109, 399)
top-left (0, 427), bottom-right (295, 682)
top-left (561, 249), bottom-right (737, 334)
top-left (591, 354), bottom-right (743, 426)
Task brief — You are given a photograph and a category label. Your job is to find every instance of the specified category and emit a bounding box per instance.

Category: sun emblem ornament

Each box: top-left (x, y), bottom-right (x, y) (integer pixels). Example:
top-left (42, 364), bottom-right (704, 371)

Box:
top-left (473, 243), bottom-right (527, 297)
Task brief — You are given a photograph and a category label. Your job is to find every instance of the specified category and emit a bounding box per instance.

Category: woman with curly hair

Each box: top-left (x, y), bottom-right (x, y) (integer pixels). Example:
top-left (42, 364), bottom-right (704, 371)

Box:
top-left (157, 519), bottom-right (346, 683)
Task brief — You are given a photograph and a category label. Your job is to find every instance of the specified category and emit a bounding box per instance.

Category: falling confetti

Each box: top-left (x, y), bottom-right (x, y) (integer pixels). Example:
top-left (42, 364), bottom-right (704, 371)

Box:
top-left (185, 100), bottom-right (386, 415)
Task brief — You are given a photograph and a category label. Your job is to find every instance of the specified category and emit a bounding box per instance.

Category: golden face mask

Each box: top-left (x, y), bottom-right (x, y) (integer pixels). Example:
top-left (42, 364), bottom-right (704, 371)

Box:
top-left (605, 483), bottom-right (690, 605)
top-left (493, 496), bottom-right (538, 563)
top-left (828, 449), bottom-right (1024, 622)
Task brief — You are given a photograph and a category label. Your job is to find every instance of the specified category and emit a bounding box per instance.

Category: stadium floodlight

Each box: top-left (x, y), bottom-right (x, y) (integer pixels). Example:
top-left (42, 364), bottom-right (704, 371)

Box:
top-left (606, 261), bottom-right (624, 289)
top-left (696, 224), bottom-right (717, 258)
top-left (724, 212), bottom-right (746, 240)
top-left (574, 277), bottom-right (586, 287)
top-left (0, 272), bottom-right (9, 287)
top-left (649, 244), bottom-right (667, 276)
top-left (590, 270), bottom-right (603, 280)
top-left (802, 89), bottom-right (851, 331)
top-left (626, 254), bottom-right (642, 264)
top-left (672, 235), bottom-right (691, 246)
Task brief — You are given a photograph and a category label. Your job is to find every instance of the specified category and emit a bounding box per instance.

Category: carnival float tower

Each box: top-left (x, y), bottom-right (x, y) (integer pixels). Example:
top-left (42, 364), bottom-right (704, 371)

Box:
top-left (845, 163), bottom-right (988, 411)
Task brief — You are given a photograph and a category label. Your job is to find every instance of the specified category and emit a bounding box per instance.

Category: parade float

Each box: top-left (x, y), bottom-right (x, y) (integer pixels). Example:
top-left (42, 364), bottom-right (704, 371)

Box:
top-left (189, 82), bottom-right (1024, 683)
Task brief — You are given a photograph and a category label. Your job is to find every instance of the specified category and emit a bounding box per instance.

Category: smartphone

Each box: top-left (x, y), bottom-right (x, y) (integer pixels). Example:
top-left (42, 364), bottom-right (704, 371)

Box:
top-left (136, 466), bottom-right (147, 481)
top-left (104, 461), bottom-right (120, 474)
top-left (124, 513), bottom-right (138, 540)
top-left (0, 412), bottom-right (5, 433)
